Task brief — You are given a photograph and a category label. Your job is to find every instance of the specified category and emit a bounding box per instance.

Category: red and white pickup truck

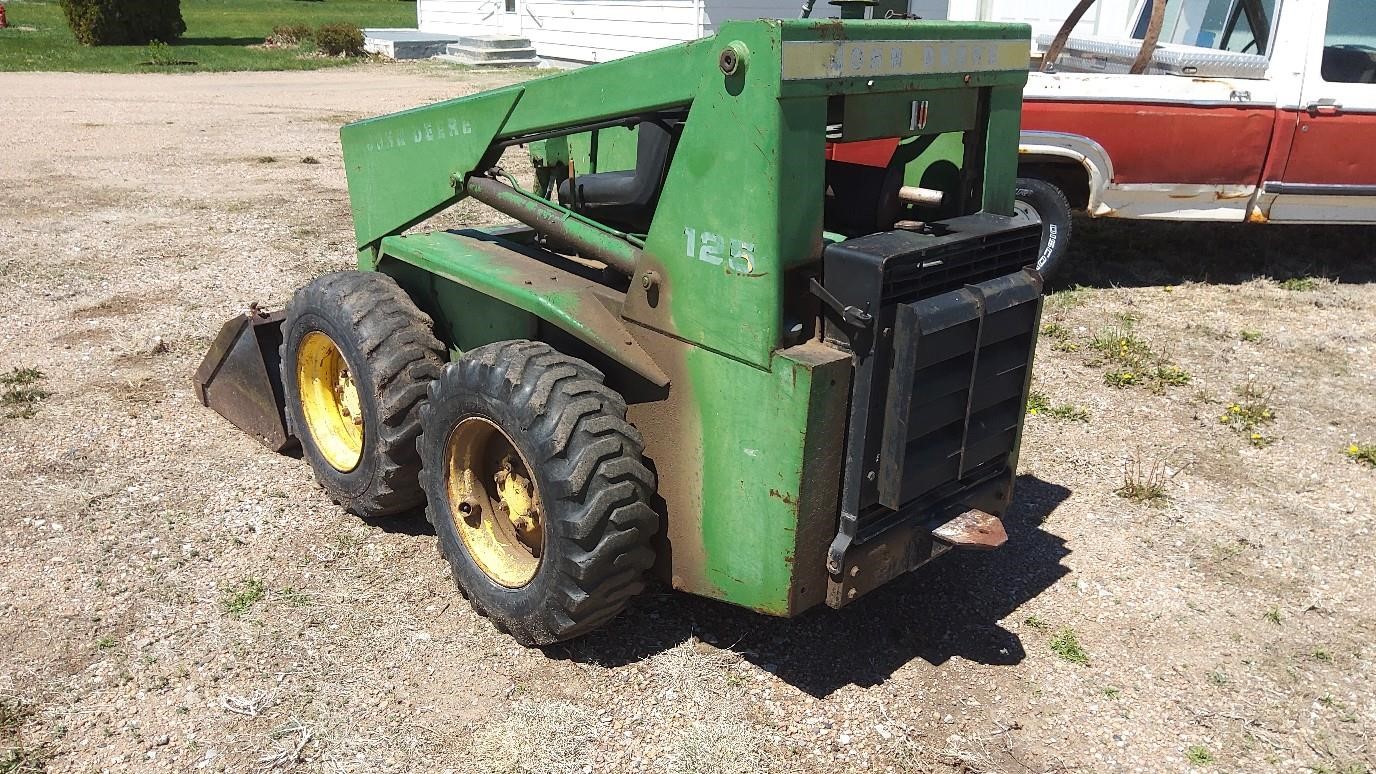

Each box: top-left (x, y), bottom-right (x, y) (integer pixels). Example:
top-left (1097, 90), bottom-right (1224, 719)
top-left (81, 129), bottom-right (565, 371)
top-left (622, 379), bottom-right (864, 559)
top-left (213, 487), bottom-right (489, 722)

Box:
top-left (1011, 0), bottom-right (1376, 275)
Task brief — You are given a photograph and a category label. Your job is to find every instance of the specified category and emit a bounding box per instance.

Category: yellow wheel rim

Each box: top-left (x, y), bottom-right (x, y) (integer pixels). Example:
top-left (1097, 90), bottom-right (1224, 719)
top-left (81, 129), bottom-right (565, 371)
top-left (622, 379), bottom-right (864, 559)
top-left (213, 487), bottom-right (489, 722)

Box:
top-left (445, 417), bottom-right (545, 588)
top-left (296, 331), bottom-right (365, 472)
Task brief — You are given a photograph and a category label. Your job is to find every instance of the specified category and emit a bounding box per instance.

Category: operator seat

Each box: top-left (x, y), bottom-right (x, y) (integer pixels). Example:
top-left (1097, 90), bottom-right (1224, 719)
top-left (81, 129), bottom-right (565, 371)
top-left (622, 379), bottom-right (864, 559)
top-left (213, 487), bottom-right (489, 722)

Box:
top-left (557, 120), bottom-right (677, 233)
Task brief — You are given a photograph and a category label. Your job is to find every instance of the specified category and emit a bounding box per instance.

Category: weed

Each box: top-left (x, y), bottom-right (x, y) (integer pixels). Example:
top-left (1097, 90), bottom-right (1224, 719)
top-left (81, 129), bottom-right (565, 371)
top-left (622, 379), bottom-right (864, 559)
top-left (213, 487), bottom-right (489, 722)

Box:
top-left (1105, 370), bottom-right (1139, 388)
top-left (1092, 327), bottom-right (1154, 366)
top-left (1091, 327), bottom-right (1190, 391)
top-left (1155, 365), bottom-right (1192, 387)
top-left (1345, 442), bottom-right (1376, 468)
top-left (1, 368), bottom-right (50, 419)
top-left (1026, 389), bottom-right (1091, 421)
top-left (1263, 607), bottom-right (1282, 625)
top-left (1053, 339), bottom-right (1081, 353)
top-left (1049, 627), bottom-right (1088, 665)
top-left (1219, 381), bottom-right (1276, 447)
top-left (277, 587), bottom-right (313, 607)
top-left (0, 368), bottom-right (43, 386)
top-left (1047, 403), bottom-right (1090, 422)
top-left (144, 40), bottom-right (179, 66)
top-left (1186, 745), bottom-right (1215, 766)
top-left (300, 156), bottom-right (321, 165)
top-left (96, 635), bottom-right (118, 650)
top-left (1240, 329), bottom-right (1263, 342)
top-left (1312, 649), bottom-right (1332, 662)
top-left (1040, 322), bottom-right (1070, 338)
top-left (0, 746), bottom-right (49, 774)
top-left (1102, 686), bottom-right (1121, 699)
top-left (1024, 614), bottom-right (1048, 630)
top-left (1208, 670), bottom-right (1229, 686)
top-left (1116, 451), bottom-right (1176, 505)
top-left (1279, 276), bottom-right (1319, 291)
top-left (0, 697), bottom-right (30, 735)
top-left (222, 578), bottom-right (266, 616)
top-left (255, 156), bottom-right (277, 164)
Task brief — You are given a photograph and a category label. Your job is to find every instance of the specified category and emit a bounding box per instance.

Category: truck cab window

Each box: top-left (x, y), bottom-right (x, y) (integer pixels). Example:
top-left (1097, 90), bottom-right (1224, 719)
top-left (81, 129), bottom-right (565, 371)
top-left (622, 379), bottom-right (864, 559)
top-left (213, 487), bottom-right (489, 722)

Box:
top-left (1321, 0), bottom-right (1376, 83)
top-left (1133, 0), bottom-right (1277, 55)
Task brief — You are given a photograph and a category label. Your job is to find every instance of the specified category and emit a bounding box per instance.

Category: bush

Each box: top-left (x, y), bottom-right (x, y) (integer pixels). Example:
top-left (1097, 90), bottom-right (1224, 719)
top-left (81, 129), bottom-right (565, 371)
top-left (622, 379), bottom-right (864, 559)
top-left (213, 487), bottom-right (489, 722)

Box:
top-left (266, 24), bottom-right (314, 46)
top-left (60, 0), bottom-right (186, 46)
top-left (315, 23), bottom-right (364, 56)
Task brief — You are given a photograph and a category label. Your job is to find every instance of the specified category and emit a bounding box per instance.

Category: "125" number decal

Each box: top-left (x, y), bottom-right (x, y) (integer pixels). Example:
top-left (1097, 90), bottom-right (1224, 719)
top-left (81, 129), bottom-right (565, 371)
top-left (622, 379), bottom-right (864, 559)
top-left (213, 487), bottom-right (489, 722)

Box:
top-left (685, 227), bottom-right (756, 274)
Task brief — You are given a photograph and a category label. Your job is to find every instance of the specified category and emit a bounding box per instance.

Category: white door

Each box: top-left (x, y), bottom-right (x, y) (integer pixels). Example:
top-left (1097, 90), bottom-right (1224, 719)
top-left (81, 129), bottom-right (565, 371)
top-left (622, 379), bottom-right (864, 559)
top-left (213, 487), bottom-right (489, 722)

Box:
top-left (1266, 0), bottom-right (1376, 222)
top-left (500, 0), bottom-right (522, 34)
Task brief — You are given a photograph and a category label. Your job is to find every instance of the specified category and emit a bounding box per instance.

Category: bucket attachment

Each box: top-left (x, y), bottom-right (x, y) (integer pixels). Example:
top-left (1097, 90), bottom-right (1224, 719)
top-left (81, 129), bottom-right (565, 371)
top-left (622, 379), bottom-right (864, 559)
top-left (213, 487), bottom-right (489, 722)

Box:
top-left (193, 307), bottom-right (295, 452)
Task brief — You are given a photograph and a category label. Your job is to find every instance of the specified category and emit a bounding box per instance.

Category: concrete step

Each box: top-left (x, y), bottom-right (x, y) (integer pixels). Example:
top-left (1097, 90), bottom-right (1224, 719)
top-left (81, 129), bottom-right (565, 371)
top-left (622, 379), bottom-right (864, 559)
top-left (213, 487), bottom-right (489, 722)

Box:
top-left (456, 34), bottom-right (532, 50)
top-left (436, 53), bottom-right (544, 69)
top-left (362, 29), bottom-right (460, 60)
top-left (444, 43), bottom-right (538, 62)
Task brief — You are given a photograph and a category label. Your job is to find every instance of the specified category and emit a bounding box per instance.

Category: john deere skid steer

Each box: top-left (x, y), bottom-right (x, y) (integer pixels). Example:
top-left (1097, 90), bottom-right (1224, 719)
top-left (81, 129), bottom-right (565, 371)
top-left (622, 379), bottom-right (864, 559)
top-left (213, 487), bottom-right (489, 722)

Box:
top-left (195, 18), bottom-right (1041, 645)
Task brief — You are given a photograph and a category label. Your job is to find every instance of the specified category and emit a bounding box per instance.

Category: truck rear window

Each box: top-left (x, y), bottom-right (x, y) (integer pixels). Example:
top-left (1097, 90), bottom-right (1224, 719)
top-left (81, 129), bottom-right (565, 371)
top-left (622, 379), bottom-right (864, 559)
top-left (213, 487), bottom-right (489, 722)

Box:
top-left (1132, 0), bottom-right (1278, 56)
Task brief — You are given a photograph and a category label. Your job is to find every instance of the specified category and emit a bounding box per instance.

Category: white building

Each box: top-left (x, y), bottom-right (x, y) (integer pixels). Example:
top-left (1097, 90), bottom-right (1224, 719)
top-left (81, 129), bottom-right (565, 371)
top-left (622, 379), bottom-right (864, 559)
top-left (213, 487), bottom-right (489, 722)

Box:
top-left (416, 0), bottom-right (1139, 65)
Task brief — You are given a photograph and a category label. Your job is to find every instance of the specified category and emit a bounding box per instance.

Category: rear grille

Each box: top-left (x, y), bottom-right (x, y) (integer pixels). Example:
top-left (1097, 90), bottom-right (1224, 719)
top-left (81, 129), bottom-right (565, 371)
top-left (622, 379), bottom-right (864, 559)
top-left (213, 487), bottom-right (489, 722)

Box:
top-left (819, 213), bottom-right (1043, 573)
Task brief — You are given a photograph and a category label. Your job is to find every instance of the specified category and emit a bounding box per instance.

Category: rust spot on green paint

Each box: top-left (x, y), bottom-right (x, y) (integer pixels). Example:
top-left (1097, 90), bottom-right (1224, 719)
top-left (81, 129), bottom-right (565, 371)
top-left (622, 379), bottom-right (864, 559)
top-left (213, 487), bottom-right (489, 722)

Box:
top-left (769, 488), bottom-right (797, 506)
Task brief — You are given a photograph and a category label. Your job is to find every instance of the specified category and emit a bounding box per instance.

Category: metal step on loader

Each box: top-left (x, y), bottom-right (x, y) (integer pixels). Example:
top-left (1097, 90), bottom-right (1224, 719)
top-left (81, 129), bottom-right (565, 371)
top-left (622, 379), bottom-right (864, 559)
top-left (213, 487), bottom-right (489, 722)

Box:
top-left (195, 17), bottom-right (1042, 646)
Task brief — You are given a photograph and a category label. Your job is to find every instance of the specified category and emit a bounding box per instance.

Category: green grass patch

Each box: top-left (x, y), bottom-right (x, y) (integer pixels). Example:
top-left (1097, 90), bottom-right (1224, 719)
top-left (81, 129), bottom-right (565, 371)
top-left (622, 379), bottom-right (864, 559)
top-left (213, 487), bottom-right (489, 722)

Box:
top-left (1219, 381), bottom-right (1276, 448)
top-left (1239, 329), bottom-right (1263, 342)
top-left (1023, 614), bottom-right (1048, 630)
top-left (0, 0), bottom-right (414, 73)
top-left (1345, 442), bottom-right (1376, 468)
top-left (1186, 745), bottom-right (1215, 766)
top-left (1025, 390), bottom-right (1090, 422)
top-left (1278, 276), bottom-right (1320, 291)
top-left (1263, 607), bottom-right (1282, 625)
top-left (0, 367), bottom-right (50, 419)
top-left (1048, 627), bottom-right (1088, 665)
top-left (221, 578), bottom-right (266, 616)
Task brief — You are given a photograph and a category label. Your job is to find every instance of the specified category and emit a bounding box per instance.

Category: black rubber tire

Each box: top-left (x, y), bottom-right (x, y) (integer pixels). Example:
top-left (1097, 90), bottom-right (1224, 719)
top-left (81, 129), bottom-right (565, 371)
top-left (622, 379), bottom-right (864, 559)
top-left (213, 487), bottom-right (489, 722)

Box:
top-left (1014, 176), bottom-right (1074, 279)
top-left (419, 340), bottom-right (659, 646)
top-left (281, 271), bottom-right (445, 518)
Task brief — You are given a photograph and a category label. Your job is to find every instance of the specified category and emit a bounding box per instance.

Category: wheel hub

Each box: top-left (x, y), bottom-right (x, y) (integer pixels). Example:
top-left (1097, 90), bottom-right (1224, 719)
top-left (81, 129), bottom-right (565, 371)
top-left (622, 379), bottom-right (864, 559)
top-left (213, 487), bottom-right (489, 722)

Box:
top-left (296, 331), bottom-right (364, 472)
top-left (445, 417), bottom-right (544, 588)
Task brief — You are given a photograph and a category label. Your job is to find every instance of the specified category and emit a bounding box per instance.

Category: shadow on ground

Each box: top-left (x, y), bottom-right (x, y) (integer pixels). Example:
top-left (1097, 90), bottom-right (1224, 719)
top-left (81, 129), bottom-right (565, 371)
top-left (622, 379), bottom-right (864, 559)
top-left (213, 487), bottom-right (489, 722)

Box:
top-left (555, 474), bottom-right (1073, 698)
top-left (1054, 219), bottom-right (1376, 290)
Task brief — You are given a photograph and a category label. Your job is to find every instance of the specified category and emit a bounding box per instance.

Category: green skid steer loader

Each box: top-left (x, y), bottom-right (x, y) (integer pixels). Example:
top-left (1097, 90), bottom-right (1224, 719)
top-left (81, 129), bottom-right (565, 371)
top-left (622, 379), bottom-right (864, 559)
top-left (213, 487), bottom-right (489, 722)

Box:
top-left (195, 18), bottom-right (1043, 646)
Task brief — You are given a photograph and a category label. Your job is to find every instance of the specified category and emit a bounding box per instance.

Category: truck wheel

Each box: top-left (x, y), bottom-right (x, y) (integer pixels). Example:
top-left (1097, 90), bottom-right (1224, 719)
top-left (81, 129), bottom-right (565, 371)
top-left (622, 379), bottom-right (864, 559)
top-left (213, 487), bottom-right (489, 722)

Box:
top-left (1014, 177), bottom-right (1073, 279)
top-left (282, 271), bottom-right (445, 518)
top-left (419, 341), bottom-right (658, 646)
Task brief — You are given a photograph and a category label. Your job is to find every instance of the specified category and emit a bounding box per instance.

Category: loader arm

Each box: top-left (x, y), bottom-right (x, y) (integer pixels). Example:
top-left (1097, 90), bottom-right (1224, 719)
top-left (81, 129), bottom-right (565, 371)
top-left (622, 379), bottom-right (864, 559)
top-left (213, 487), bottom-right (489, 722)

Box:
top-left (339, 39), bottom-right (709, 254)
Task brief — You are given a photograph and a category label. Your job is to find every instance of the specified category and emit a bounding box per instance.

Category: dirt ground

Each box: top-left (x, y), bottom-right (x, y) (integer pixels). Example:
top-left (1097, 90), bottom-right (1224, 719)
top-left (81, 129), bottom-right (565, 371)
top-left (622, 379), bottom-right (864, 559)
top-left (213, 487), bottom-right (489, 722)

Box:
top-left (1, 66), bottom-right (1373, 774)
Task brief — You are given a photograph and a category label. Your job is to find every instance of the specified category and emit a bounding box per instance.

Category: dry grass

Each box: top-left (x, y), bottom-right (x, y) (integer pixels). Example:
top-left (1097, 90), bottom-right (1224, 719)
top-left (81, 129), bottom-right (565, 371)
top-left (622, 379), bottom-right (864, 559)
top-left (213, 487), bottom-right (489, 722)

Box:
top-left (464, 700), bottom-right (597, 774)
top-left (1116, 451), bottom-right (1180, 505)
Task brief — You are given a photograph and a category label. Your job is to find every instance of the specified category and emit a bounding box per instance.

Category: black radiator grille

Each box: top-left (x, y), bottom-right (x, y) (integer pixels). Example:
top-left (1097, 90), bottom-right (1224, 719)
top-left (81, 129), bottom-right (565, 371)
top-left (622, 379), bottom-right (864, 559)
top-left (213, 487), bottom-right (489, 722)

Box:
top-left (821, 213), bottom-right (1044, 567)
top-left (875, 219), bottom-right (1041, 305)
